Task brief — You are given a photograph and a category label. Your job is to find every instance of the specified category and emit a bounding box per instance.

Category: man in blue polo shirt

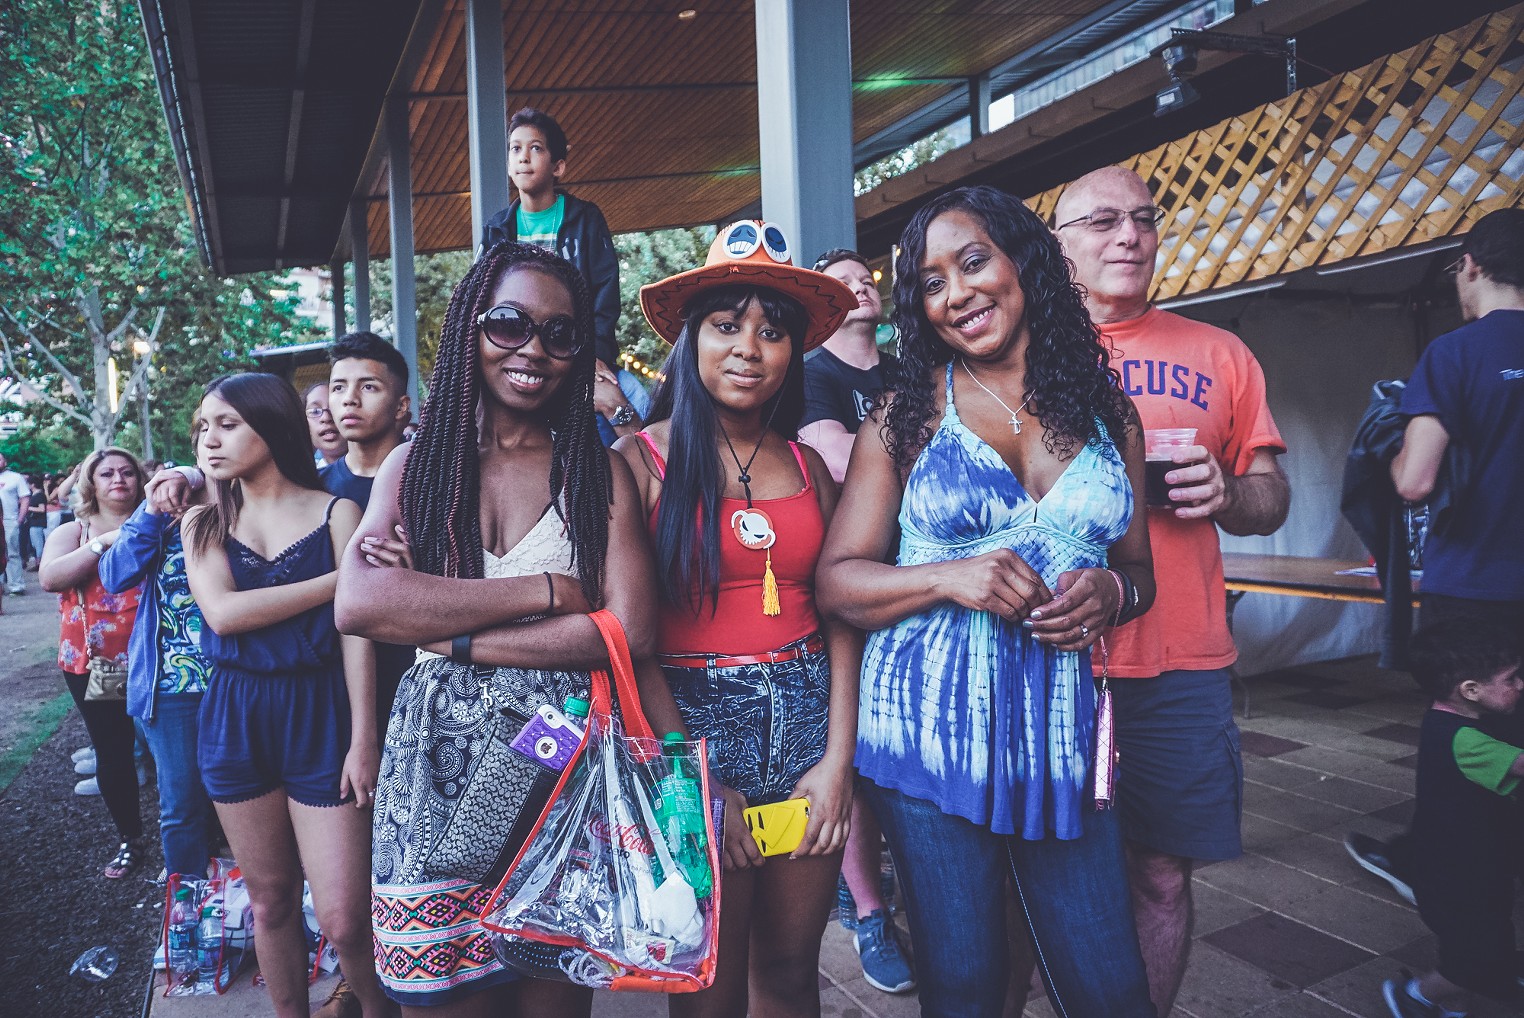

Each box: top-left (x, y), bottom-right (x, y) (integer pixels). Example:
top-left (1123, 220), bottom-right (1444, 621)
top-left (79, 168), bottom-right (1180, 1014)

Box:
top-left (1391, 208), bottom-right (1524, 627)
top-left (1349, 209), bottom-right (1524, 923)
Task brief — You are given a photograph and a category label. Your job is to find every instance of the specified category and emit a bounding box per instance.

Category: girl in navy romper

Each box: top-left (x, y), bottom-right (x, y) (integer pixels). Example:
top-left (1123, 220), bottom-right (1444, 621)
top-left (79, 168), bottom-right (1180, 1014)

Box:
top-left (182, 373), bottom-right (389, 1018)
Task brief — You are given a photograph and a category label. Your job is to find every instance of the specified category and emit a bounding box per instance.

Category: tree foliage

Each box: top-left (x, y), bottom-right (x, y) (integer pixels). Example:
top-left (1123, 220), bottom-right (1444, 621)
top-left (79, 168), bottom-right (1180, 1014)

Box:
top-left (613, 225), bottom-right (715, 373)
top-left (0, 0), bottom-right (320, 467)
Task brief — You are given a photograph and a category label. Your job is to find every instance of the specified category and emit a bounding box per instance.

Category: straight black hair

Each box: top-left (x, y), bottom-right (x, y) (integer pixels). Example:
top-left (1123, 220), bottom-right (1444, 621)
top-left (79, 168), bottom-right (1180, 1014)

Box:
top-left (1461, 207), bottom-right (1524, 288)
top-left (186, 372), bottom-right (321, 556)
top-left (1409, 617), bottom-right (1520, 701)
top-left (645, 284), bottom-right (807, 613)
top-left (330, 331), bottom-right (409, 388)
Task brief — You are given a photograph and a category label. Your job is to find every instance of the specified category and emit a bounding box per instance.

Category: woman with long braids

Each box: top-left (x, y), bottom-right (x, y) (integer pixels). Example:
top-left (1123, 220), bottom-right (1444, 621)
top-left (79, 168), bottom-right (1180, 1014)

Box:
top-left (817, 186), bottom-right (1158, 1017)
top-left (337, 242), bottom-right (683, 1016)
top-left (614, 222), bottom-right (860, 1018)
top-left (179, 373), bottom-right (388, 1018)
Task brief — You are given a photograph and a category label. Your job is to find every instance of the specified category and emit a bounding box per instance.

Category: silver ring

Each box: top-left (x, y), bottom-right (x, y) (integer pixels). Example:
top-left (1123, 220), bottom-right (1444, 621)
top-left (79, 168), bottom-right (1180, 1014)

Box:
top-left (1080, 624), bottom-right (1090, 637)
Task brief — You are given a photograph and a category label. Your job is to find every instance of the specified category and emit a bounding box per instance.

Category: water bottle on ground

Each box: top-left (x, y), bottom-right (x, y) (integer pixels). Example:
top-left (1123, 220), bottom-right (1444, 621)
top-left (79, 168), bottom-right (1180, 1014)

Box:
top-left (166, 887), bottom-right (197, 983)
top-left (195, 900), bottom-right (222, 991)
top-left (652, 732), bottom-right (712, 897)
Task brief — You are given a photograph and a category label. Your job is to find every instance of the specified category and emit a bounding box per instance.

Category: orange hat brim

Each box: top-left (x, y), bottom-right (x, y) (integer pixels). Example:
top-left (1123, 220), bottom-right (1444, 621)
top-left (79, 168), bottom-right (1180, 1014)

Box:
top-left (639, 260), bottom-right (857, 353)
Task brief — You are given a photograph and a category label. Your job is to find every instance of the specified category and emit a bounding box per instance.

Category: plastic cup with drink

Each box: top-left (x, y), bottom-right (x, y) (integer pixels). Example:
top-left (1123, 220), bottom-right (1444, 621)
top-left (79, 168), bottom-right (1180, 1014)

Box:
top-left (1143, 428), bottom-right (1198, 508)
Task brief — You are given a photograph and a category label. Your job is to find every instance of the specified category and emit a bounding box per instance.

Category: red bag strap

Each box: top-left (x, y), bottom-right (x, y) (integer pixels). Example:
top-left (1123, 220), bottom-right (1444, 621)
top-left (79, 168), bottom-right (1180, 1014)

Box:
top-left (587, 609), bottom-right (655, 743)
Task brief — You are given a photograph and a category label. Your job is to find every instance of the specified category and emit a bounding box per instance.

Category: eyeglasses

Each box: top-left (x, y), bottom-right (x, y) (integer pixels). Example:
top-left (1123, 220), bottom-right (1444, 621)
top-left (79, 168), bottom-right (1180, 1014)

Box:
top-left (475, 304), bottom-right (583, 360)
top-left (305, 405), bottom-right (333, 420)
top-left (1443, 254), bottom-right (1467, 275)
top-left (1055, 205), bottom-right (1166, 233)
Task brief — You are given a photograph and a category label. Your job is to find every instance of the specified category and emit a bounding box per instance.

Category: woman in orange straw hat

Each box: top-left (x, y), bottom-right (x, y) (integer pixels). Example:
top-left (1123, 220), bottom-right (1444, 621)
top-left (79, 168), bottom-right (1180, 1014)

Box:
top-left (615, 221), bottom-right (861, 1017)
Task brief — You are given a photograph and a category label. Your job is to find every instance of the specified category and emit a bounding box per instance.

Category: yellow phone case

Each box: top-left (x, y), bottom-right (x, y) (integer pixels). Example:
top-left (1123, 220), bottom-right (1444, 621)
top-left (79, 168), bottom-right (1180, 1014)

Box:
top-left (743, 797), bottom-right (811, 856)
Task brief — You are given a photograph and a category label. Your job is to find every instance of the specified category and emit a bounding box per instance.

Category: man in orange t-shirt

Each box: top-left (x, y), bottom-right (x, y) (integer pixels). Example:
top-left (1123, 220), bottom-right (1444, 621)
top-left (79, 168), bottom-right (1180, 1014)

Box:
top-left (1056, 167), bottom-right (1290, 1017)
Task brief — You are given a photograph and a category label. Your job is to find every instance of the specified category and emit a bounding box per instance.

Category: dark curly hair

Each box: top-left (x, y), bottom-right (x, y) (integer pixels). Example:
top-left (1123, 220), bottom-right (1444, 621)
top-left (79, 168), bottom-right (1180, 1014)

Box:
top-left (399, 241), bottom-right (610, 605)
top-left (884, 185), bottom-right (1131, 472)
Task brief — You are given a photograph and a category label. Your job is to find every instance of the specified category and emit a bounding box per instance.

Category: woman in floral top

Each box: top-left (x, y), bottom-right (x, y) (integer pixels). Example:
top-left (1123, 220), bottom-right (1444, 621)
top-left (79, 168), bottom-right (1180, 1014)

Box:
top-left (40, 447), bottom-right (146, 878)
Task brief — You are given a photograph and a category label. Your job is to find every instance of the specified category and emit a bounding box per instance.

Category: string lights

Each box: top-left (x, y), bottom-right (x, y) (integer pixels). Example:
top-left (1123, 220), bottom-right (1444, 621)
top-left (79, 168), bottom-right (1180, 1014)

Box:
top-left (619, 351), bottom-right (665, 383)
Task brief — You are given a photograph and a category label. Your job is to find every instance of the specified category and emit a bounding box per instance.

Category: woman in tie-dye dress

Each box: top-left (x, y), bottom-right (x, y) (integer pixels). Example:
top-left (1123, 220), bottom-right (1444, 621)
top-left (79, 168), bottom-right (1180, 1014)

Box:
top-left (819, 186), bottom-right (1158, 1018)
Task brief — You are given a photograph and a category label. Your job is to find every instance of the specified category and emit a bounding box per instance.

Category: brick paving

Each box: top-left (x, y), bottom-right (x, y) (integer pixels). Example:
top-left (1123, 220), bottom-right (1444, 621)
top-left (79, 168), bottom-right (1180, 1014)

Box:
top-left (595, 655), bottom-right (1523, 1018)
top-left (147, 655), bottom-right (1523, 1017)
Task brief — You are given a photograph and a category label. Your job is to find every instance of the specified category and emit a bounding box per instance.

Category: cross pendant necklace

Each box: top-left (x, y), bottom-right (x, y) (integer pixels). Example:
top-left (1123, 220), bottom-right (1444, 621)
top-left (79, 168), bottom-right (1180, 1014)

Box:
top-left (961, 358), bottom-right (1033, 434)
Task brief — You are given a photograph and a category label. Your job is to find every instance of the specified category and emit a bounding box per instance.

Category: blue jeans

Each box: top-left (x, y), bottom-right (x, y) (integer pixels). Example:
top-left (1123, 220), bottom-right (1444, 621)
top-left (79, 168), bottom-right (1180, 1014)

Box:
top-left (136, 693), bottom-right (213, 877)
top-left (863, 780), bottom-right (1156, 1018)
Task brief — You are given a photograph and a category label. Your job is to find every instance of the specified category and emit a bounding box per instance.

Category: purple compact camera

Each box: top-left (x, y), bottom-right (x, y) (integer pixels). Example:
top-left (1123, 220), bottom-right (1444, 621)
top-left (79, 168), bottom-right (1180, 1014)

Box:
top-left (510, 704), bottom-right (585, 771)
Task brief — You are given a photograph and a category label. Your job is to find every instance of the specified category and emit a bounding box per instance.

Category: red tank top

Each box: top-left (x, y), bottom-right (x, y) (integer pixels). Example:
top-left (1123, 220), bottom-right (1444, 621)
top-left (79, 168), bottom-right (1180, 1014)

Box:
top-left (638, 432), bottom-right (823, 656)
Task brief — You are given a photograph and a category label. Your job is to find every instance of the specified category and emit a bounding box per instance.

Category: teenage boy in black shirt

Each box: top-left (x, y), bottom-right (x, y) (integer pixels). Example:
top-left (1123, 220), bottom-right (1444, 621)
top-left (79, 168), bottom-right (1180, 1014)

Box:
top-left (800, 248), bottom-right (914, 996)
top-left (800, 249), bottom-right (897, 484)
top-left (320, 332), bottom-right (414, 739)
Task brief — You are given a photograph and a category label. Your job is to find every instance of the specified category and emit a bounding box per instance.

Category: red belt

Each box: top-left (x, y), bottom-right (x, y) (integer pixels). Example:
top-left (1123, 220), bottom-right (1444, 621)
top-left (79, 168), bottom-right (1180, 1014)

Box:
top-left (659, 633), bottom-right (825, 670)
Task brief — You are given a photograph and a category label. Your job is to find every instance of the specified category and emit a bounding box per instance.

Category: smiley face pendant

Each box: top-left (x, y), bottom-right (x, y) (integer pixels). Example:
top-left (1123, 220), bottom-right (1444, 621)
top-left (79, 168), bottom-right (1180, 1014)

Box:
top-left (730, 507), bottom-right (776, 550)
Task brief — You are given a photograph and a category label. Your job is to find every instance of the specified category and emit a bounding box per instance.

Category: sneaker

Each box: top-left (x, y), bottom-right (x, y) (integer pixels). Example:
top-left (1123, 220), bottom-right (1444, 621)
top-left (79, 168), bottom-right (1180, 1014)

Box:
top-left (75, 776), bottom-right (100, 796)
top-left (1345, 833), bottom-right (1416, 905)
top-left (75, 756), bottom-right (97, 776)
top-left (152, 934), bottom-right (167, 971)
top-left (1381, 975), bottom-right (1465, 1017)
top-left (72, 745), bottom-right (96, 764)
top-left (854, 909), bottom-right (915, 994)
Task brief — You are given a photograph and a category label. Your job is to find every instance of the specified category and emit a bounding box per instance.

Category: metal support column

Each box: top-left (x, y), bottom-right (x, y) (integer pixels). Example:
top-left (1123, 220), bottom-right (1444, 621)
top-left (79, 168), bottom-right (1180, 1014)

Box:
top-left (465, 0), bottom-right (510, 253)
top-left (754, 0), bottom-right (855, 264)
top-left (350, 199), bottom-right (371, 332)
top-left (970, 73), bottom-right (991, 139)
top-left (329, 260), bottom-right (346, 338)
top-left (386, 95), bottom-right (420, 410)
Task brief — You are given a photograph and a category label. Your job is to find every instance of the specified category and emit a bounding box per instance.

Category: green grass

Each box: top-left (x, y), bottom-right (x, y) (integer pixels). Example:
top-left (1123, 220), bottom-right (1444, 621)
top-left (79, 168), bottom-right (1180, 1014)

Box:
top-left (0, 690), bottom-right (74, 794)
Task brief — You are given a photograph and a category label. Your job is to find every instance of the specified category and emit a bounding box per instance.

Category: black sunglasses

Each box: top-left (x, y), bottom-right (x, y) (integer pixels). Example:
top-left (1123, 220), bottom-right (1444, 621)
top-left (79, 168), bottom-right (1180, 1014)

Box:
top-left (475, 304), bottom-right (583, 360)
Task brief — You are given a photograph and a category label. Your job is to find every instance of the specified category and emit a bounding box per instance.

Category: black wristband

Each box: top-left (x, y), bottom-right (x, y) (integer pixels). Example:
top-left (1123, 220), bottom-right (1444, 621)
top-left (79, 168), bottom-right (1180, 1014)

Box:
top-left (1113, 569), bottom-right (1137, 625)
top-left (544, 571), bottom-right (555, 615)
top-left (450, 633), bottom-right (473, 664)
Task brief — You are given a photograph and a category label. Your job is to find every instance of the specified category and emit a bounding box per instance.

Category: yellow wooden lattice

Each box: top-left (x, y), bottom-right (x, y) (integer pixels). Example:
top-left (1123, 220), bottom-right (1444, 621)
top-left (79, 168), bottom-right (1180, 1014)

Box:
top-left (1027, 5), bottom-right (1524, 300)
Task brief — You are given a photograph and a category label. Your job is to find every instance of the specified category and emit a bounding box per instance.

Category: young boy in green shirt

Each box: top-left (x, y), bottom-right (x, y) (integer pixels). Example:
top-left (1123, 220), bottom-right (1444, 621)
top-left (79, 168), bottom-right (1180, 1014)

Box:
top-left (481, 107), bottom-right (621, 368)
top-left (1382, 618), bottom-right (1523, 1018)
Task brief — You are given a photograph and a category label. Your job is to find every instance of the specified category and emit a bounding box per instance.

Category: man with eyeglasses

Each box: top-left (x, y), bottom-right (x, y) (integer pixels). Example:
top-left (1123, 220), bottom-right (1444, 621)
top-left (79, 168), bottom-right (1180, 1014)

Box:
top-left (1055, 165), bottom-right (1290, 1017)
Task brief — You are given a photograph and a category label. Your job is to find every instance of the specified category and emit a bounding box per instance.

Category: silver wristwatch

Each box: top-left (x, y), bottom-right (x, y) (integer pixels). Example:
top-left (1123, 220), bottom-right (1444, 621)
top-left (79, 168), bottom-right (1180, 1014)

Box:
top-left (608, 404), bottom-right (637, 427)
top-left (89, 539), bottom-right (106, 556)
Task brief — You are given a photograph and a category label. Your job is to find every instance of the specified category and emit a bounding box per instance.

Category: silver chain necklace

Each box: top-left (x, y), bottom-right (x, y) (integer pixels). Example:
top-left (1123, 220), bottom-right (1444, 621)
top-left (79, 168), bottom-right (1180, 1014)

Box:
top-left (961, 358), bottom-right (1033, 434)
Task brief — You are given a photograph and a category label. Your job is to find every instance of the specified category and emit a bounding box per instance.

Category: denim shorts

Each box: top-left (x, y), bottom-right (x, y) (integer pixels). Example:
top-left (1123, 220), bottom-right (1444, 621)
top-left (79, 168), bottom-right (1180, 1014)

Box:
top-left (660, 635), bottom-right (830, 807)
top-left (1112, 667), bottom-right (1242, 861)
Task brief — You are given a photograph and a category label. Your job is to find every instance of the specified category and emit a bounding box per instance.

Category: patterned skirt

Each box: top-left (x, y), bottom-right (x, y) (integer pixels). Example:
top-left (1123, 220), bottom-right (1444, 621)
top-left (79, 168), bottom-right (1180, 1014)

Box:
top-left (371, 654), bottom-right (587, 1004)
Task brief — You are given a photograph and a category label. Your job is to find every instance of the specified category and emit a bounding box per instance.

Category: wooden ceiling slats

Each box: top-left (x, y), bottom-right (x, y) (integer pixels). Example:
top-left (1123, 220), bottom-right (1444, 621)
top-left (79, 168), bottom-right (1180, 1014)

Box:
top-left (368, 0), bottom-right (1121, 255)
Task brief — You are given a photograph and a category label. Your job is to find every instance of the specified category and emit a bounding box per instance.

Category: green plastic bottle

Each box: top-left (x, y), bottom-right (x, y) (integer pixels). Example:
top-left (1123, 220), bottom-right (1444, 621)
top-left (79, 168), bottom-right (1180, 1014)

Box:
top-left (653, 732), bottom-right (712, 897)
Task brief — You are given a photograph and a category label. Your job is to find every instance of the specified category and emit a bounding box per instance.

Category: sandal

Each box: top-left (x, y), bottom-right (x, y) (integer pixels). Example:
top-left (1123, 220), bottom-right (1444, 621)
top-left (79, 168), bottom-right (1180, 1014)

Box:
top-left (103, 839), bottom-right (144, 879)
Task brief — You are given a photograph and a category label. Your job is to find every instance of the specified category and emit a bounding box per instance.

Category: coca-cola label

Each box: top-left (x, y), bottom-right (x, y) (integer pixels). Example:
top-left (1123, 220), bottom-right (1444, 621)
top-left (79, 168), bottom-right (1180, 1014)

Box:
top-left (588, 814), bottom-right (655, 855)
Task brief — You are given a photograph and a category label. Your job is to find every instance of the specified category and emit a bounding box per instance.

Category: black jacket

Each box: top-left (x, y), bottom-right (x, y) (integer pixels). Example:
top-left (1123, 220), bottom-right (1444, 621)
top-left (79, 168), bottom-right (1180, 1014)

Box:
top-left (1341, 379), bottom-right (1472, 670)
top-left (481, 191), bottom-right (620, 364)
